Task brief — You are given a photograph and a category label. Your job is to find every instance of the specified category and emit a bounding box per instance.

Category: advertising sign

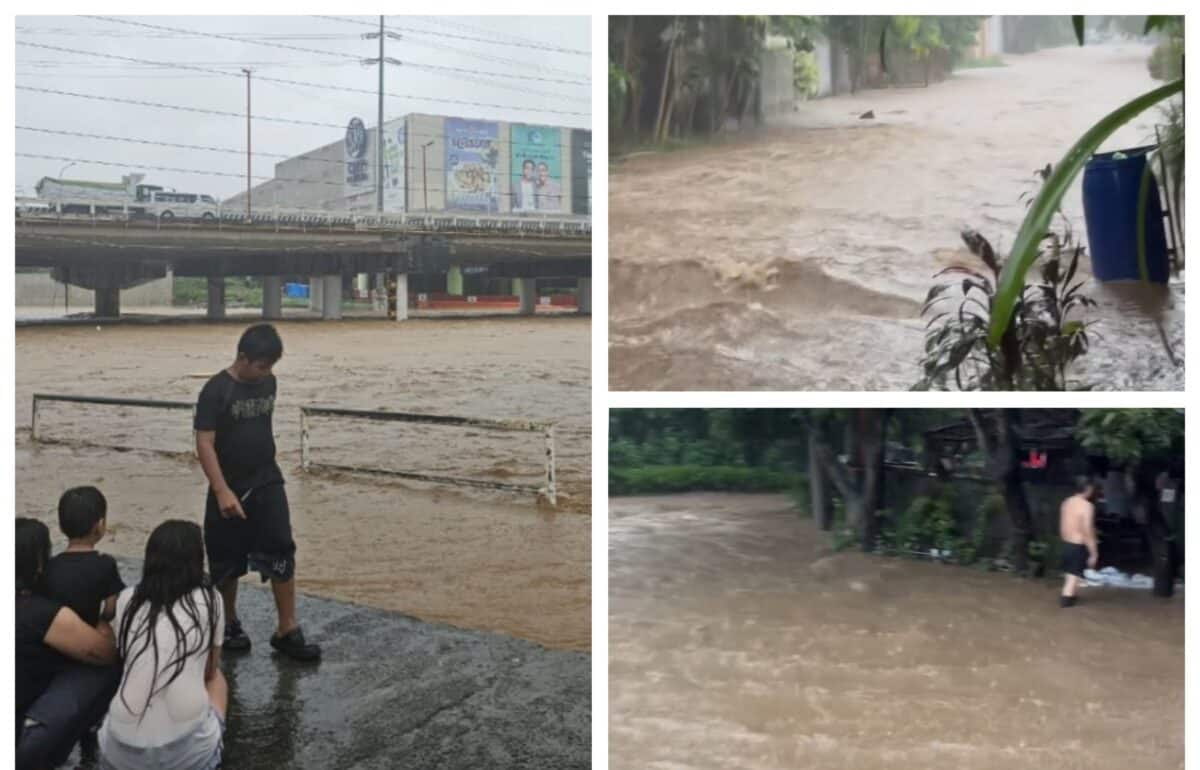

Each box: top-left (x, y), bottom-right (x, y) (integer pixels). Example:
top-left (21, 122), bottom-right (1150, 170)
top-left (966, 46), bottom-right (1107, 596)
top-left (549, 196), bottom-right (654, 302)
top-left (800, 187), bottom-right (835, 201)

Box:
top-left (382, 122), bottom-right (405, 213)
top-left (511, 124), bottom-right (563, 214)
top-left (571, 129), bottom-right (591, 216)
top-left (445, 118), bottom-right (500, 212)
top-left (344, 117), bottom-right (370, 201)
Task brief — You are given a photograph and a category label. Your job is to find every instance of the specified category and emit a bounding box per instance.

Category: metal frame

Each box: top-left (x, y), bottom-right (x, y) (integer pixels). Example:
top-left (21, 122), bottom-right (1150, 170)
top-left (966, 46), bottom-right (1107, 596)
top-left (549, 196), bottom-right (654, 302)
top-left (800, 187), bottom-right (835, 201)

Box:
top-left (299, 405), bottom-right (557, 506)
top-left (31, 393), bottom-right (197, 455)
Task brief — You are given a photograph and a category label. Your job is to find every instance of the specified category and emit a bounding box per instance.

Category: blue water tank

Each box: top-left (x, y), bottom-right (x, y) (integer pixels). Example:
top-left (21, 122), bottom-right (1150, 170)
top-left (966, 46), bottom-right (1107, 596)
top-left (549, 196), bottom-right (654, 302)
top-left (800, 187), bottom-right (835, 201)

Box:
top-left (1081, 146), bottom-right (1169, 283)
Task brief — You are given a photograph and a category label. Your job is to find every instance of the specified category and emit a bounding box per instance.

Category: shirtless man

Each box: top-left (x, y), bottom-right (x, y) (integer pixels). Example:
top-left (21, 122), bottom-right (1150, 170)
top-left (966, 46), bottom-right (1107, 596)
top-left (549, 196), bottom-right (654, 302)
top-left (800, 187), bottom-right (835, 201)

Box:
top-left (1059, 477), bottom-right (1099, 608)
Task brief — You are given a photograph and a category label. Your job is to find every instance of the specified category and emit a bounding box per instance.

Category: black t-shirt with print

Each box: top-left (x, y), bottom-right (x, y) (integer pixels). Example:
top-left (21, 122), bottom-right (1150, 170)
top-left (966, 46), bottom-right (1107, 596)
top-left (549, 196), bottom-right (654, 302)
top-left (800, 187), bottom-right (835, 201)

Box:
top-left (16, 593), bottom-right (68, 723)
top-left (194, 369), bottom-right (283, 492)
top-left (43, 551), bottom-right (125, 627)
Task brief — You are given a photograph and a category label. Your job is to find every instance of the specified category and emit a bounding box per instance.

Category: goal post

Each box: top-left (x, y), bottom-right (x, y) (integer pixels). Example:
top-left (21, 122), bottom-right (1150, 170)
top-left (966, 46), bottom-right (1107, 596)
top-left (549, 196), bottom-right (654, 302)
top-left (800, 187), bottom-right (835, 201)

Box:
top-left (299, 405), bottom-right (557, 506)
top-left (31, 393), bottom-right (197, 453)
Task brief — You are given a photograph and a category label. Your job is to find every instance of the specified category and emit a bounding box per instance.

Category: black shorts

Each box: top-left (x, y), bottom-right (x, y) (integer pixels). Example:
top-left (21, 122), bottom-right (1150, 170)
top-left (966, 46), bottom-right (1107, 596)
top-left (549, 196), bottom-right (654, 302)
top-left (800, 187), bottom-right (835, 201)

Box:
top-left (205, 482), bottom-right (296, 584)
top-left (1061, 542), bottom-right (1089, 578)
top-left (17, 663), bottom-right (120, 770)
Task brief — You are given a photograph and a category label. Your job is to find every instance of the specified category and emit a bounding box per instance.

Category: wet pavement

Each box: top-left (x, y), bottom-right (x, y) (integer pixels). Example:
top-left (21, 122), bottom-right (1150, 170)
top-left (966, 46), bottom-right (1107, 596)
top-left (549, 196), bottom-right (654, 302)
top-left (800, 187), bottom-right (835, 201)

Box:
top-left (610, 43), bottom-right (1184, 390)
top-left (63, 556), bottom-right (590, 770)
top-left (609, 493), bottom-right (1183, 770)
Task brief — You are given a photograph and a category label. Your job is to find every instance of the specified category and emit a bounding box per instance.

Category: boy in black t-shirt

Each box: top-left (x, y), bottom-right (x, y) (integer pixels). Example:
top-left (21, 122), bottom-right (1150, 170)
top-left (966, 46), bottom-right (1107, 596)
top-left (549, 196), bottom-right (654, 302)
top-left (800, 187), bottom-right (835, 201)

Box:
top-left (195, 323), bottom-right (320, 662)
top-left (44, 486), bottom-right (125, 628)
top-left (42, 486), bottom-right (124, 760)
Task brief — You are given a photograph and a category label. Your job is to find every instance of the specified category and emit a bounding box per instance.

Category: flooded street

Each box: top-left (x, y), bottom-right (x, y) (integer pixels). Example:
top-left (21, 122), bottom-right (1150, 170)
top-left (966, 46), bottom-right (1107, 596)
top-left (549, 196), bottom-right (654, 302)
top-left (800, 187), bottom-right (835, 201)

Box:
top-left (609, 494), bottom-right (1183, 769)
top-left (16, 317), bottom-right (590, 650)
top-left (610, 43), bottom-right (1183, 390)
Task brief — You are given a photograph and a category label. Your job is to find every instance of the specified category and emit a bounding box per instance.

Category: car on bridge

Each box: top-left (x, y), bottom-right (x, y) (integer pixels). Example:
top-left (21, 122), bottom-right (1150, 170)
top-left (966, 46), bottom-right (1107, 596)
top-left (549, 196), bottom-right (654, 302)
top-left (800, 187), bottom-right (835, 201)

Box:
top-left (146, 190), bottom-right (220, 222)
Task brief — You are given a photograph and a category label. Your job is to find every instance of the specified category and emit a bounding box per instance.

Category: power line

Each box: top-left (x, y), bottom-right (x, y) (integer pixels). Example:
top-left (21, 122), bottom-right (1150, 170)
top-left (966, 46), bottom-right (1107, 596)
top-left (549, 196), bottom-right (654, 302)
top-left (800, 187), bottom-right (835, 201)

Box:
top-left (17, 85), bottom-right (345, 128)
top-left (17, 40), bottom-right (589, 117)
top-left (18, 120), bottom-right (590, 154)
top-left (317, 15), bottom-right (590, 56)
top-left (399, 35), bottom-right (588, 80)
top-left (83, 16), bottom-right (588, 86)
top-left (17, 153), bottom-right (593, 198)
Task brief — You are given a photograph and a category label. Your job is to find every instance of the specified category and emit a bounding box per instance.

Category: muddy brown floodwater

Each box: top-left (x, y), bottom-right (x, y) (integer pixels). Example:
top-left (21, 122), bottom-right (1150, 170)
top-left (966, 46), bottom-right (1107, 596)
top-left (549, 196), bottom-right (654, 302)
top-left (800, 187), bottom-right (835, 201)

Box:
top-left (610, 494), bottom-right (1183, 769)
top-left (610, 43), bottom-right (1184, 390)
top-left (15, 317), bottom-right (590, 651)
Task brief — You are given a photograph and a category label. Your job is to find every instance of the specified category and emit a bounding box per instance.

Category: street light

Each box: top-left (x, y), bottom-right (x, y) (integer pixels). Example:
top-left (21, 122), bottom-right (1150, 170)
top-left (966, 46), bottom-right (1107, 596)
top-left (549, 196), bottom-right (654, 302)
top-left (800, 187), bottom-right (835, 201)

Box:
top-left (421, 140), bottom-right (435, 211)
top-left (58, 162), bottom-right (76, 178)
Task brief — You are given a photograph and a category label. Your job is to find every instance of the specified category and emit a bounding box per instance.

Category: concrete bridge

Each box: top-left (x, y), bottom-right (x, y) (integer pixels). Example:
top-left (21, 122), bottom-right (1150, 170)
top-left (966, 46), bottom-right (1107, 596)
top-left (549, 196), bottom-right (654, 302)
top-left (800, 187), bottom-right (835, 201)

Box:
top-left (15, 204), bottom-right (592, 319)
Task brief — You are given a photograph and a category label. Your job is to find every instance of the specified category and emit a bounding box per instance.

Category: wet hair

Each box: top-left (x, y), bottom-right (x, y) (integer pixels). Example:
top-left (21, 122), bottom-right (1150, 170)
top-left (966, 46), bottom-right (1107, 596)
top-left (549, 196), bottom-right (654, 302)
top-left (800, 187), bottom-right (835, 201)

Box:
top-left (117, 520), bottom-right (218, 720)
top-left (16, 518), bottom-right (51, 593)
top-left (58, 486), bottom-right (108, 539)
top-left (1074, 475), bottom-right (1095, 495)
top-left (237, 323), bottom-right (283, 364)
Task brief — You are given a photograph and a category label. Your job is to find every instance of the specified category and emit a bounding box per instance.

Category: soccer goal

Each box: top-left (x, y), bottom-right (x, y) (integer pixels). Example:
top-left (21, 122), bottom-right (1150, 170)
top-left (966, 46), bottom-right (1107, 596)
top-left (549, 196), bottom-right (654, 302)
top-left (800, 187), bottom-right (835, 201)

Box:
top-left (299, 405), bottom-right (557, 506)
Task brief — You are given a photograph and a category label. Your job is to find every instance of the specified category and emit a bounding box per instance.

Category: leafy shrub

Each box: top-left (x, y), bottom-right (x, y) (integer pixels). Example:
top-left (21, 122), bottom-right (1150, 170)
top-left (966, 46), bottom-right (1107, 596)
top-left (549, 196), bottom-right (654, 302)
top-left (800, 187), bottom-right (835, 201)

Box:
top-left (793, 50), bottom-right (820, 98)
top-left (1148, 37), bottom-right (1184, 81)
top-left (609, 465), bottom-right (801, 496)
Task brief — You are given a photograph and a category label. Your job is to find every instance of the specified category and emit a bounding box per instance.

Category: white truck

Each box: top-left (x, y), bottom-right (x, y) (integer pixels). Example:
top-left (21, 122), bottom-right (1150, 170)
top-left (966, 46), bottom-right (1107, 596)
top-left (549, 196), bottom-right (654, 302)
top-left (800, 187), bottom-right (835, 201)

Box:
top-left (33, 173), bottom-right (164, 216)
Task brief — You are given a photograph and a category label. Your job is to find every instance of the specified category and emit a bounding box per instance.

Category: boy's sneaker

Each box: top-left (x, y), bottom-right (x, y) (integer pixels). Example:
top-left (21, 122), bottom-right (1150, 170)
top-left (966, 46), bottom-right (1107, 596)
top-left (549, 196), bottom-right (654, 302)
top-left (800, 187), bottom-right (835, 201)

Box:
top-left (270, 626), bottom-right (321, 662)
top-left (224, 619), bottom-right (252, 652)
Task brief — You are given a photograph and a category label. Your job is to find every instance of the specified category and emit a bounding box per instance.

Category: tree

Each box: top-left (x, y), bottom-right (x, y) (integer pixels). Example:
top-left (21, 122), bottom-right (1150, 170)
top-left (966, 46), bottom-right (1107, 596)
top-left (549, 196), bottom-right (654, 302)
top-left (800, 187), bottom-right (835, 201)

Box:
top-left (967, 409), bottom-right (1036, 572)
top-left (803, 408), bottom-right (892, 550)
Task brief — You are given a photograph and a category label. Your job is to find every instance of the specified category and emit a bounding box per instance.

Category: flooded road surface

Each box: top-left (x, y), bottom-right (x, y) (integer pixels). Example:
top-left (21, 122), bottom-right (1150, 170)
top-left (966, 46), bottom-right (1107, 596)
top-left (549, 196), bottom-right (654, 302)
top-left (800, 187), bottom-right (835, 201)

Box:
top-left (16, 318), bottom-right (590, 650)
top-left (610, 494), bottom-right (1183, 769)
top-left (610, 43), bottom-right (1183, 390)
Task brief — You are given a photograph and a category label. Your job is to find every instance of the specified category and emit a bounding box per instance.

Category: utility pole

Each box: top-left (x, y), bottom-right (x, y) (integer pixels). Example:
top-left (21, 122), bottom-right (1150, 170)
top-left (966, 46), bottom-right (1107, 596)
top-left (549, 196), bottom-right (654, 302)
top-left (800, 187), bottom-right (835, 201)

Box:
top-left (242, 68), bottom-right (252, 220)
top-left (363, 16), bottom-right (400, 214)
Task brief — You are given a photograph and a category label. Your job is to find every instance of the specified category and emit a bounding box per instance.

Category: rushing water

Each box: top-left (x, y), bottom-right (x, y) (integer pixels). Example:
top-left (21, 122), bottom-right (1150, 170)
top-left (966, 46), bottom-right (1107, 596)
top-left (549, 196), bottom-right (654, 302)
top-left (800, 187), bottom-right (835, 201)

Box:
top-left (610, 493), bottom-right (1183, 769)
top-left (15, 317), bottom-right (591, 650)
top-left (610, 43), bottom-right (1184, 390)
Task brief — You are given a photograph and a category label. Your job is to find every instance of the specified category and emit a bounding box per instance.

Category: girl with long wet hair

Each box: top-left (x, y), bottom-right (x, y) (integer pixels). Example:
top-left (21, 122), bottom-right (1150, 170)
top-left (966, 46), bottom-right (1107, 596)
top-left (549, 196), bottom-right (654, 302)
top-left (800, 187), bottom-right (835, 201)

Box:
top-left (16, 517), bottom-right (119, 770)
top-left (99, 520), bottom-right (228, 770)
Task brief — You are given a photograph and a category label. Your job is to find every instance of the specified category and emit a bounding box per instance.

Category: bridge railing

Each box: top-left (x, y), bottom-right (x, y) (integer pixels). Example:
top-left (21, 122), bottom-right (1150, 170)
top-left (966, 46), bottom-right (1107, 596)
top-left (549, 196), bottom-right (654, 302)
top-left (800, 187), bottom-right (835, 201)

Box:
top-left (16, 196), bottom-right (591, 238)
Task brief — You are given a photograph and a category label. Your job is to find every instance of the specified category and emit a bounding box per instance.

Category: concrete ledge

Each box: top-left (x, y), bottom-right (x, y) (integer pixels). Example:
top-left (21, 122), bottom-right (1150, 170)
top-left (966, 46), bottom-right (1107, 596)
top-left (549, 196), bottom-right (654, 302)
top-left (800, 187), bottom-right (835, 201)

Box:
top-left (67, 558), bottom-right (591, 769)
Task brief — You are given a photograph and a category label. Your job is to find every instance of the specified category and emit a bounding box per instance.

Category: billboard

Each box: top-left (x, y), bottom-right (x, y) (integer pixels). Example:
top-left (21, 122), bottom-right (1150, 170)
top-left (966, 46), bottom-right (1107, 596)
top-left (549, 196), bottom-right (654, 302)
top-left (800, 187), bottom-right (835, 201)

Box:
top-left (445, 118), bottom-right (500, 212)
top-left (344, 117), bottom-right (370, 202)
top-left (510, 124), bottom-right (563, 214)
top-left (571, 129), bottom-right (591, 216)
top-left (382, 122), bottom-right (405, 213)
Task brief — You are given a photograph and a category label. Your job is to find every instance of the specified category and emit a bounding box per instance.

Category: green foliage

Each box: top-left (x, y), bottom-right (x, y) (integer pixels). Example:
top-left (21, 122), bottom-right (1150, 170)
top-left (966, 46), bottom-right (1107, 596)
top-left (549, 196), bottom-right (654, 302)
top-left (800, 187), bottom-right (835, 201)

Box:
top-left (1148, 36), bottom-right (1184, 81)
top-left (609, 62), bottom-right (632, 131)
top-left (916, 203), bottom-right (1096, 390)
top-left (609, 465), bottom-right (802, 496)
top-left (793, 49), bottom-right (820, 98)
top-left (957, 55), bottom-right (1006, 70)
top-left (788, 474), bottom-right (811, 516)
top-left (1075, 409), bottom-right (1184, 465)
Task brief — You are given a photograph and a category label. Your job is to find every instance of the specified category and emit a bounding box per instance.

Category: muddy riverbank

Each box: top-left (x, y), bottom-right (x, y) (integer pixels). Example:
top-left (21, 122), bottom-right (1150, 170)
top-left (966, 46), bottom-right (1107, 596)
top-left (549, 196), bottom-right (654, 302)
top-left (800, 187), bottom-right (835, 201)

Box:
top-left (15, 318), bottom-right (590, 650)
top-left (609, 493), bottom-right (1183, 769)
top-left (610, 43), bottom-right (1183, 390)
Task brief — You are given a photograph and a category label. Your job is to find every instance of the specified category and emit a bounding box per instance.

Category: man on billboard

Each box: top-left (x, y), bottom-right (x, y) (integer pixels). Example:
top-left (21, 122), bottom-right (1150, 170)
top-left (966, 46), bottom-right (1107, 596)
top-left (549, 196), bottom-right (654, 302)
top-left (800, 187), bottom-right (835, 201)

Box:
top-left (514, 159), bottom-right (538, 213)
top-left (535, 161), bottom-right (562, 212)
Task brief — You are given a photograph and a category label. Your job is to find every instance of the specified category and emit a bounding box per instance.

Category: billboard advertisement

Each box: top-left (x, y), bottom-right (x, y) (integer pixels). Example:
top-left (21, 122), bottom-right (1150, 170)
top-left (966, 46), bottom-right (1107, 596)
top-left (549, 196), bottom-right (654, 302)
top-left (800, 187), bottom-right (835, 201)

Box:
top-left (445, 118), bottom-right (500, 212)
top-left (344, 117), bottom-right (370, 202)
top-left (510, 124), bottom-right (563, 214)
top-left (382, 122), bottom-right (405, 213)
top-left (571, 129), bottom-right (591, 216)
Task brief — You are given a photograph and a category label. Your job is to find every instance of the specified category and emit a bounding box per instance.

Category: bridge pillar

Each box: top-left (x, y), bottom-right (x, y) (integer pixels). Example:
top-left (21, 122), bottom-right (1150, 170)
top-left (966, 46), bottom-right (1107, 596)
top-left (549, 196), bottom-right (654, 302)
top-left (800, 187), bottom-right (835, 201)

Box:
top-left (577, 277), bottom-right (591, 315)
top-left (206, 277), bottom-right (225, 321)
top-left (321, 275), bottom-right (342, 320)
top-left (262, 276), bottom-right (282, 320)
top-left (94, 288), bottom-right (120, 318)
top-left (446, 265), bottom-right (464, 296)
top-left (394, 273), bottom-right (409, 321)
top-left (308, 277), bottom-right (323, 312)
top-left (516, 277), bottom-right (537, 316)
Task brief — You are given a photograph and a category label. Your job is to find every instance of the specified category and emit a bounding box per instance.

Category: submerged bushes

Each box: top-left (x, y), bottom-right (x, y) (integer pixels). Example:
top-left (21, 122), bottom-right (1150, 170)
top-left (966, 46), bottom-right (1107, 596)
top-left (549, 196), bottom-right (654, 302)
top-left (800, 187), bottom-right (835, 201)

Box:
top-left (610, 465), bottom-right (801, 496)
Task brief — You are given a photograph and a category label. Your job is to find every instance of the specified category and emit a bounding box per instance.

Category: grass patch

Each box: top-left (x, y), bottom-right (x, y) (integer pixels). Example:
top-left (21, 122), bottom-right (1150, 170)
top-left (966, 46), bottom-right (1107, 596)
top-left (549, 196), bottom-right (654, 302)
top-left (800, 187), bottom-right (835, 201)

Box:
top-left (957, 55), bottom-right (1007, 70)
top-left (610, 465), bottom-right (802, 496)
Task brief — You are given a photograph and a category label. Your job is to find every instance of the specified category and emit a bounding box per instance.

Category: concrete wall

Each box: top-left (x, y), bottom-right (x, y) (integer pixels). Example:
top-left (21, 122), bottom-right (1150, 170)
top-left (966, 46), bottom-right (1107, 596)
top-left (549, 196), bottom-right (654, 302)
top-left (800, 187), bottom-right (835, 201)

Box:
top-left (758, 47), bottom-right (795, 122)
top-left (814, 39), bottom-right (834, 97)
top-left (15, 270), bottom-right (174, 308)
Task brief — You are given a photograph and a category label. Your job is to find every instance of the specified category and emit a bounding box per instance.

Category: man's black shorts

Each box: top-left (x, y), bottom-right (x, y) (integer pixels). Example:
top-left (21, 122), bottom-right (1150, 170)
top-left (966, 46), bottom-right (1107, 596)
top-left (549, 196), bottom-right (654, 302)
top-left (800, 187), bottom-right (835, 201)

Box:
top-left (205, 482), bottom-right (296, 584)
top-left (1061, 542), bottom-right (1089, 578)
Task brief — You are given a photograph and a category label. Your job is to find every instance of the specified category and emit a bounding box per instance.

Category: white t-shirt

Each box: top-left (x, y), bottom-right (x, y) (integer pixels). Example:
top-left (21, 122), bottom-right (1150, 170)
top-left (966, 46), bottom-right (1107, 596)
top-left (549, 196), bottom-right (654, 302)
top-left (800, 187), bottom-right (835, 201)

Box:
top-left (102, 586), bottom-right (224, 747)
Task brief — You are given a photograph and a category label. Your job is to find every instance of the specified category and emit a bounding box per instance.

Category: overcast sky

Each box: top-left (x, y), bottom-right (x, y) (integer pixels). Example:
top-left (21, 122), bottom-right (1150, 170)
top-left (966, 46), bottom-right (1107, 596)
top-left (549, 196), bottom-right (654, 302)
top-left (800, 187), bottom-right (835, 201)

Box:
top-left (15, 15), bottom-right (591, 200)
